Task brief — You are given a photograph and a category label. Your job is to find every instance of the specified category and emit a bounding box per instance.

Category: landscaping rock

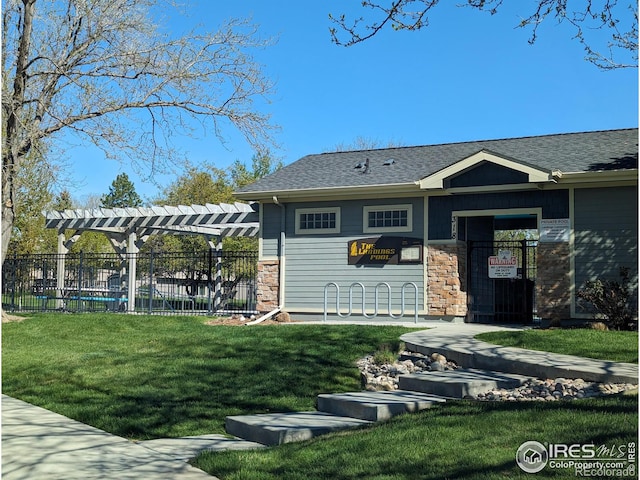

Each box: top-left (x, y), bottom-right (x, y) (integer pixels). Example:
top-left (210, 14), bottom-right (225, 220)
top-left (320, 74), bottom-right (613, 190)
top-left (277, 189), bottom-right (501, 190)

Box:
top-left (357, 350), bottom-right (638, 401)
top-left (430, 353), bottom-right (447, 364)
top-left (429, 362), bottom-right (445, 372)
top-left (471, 377), bottom-right (637, 402)
top-left (357, 350), bottom-right (458, 391)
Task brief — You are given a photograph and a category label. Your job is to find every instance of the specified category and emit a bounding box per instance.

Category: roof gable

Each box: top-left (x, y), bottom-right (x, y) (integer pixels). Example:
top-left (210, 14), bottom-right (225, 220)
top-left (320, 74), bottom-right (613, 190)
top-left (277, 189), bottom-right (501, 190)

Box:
top-left (446, 161), bottom-right (528, 188)
top-left (418, 150), bottom-right (553, 190)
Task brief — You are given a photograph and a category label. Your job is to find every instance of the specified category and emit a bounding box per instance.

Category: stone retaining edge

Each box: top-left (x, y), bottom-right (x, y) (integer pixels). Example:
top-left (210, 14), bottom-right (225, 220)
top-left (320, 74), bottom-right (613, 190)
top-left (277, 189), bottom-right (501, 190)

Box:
top-left (402, 340), bottom-right (639, 384)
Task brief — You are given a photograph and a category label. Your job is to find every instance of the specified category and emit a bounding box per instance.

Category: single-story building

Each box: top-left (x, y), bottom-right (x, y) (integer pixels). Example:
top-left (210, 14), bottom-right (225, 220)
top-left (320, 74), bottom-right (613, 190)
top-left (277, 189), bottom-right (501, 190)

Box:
top-left (235, 129), bottom-right (638, 324)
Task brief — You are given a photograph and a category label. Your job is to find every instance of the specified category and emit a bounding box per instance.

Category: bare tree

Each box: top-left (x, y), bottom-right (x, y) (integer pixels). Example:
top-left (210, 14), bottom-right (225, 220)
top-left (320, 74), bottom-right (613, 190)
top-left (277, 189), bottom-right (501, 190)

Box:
top-left (330, 136), bottom-right (406, 152)
top-left (1, 0), bottom-right (277, 264)
top-left (329, 0), bottom-right (638, 69)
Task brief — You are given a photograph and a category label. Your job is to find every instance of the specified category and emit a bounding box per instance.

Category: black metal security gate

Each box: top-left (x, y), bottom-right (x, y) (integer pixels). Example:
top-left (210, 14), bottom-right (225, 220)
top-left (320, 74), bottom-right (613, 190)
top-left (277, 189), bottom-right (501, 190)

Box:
top-left (467, 240), bottom-right (537, 323)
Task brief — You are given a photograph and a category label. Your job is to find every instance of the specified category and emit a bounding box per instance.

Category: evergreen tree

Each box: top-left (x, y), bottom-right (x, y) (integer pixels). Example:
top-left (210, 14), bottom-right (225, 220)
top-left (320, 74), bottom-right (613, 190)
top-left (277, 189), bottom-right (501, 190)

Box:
top-left (147, 153), bottom-right (281, 253)
top-left (101, 174), bottom-right (143, 208)
top-left (231, 151), bottom-right (283, 190)
top-left (52, 190), bottom-right (74, 211)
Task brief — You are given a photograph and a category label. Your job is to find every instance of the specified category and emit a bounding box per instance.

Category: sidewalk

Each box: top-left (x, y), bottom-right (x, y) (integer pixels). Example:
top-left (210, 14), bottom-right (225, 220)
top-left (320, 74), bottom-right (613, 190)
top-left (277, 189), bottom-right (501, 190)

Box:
top-left (1, 395), bottom-right (261, 480)
top-left (304, 320), bottom-right (638, 382)
top-left (399, 323), bottom-right (639, 384)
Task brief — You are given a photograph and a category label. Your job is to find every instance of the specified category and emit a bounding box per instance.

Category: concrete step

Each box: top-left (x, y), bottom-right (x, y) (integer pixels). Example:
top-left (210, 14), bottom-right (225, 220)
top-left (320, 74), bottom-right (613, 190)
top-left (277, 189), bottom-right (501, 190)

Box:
top-left (317, 390), bottom-right (447, 421)
top-left (225, 411), bottom-right (371, 446)
top-left (398, 368), bottom-right (532, 398)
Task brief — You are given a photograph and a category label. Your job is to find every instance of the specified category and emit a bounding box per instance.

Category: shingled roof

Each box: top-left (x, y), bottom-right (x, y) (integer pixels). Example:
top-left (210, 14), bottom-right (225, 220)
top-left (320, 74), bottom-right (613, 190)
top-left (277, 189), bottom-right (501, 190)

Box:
top-left (236, 129), bottom-right (638, 198)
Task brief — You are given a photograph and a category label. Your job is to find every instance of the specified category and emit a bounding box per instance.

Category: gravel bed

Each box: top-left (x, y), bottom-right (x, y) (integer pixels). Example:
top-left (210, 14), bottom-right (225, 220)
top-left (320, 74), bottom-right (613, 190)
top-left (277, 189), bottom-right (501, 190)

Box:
top-left (358, 350), bottom-right (638, 400)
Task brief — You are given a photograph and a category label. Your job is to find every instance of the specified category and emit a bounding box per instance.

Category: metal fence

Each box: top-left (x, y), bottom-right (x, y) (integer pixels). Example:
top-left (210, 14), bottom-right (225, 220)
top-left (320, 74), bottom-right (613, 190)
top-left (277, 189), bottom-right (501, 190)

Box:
top-left (2, 250), bottom-right (258, 316)
top-left (467, 240), bottom-right (537, 324)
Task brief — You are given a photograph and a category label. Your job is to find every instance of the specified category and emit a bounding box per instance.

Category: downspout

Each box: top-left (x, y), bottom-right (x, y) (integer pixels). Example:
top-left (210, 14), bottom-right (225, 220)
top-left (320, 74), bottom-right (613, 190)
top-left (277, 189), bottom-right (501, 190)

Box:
top-left (245, 196), bottom-right (285, 325)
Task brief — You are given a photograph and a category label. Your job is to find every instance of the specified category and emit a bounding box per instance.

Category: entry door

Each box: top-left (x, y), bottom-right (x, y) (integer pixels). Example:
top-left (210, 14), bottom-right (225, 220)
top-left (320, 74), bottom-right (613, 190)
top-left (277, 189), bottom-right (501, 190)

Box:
top-left (467, 240), bottom-right (537, 323)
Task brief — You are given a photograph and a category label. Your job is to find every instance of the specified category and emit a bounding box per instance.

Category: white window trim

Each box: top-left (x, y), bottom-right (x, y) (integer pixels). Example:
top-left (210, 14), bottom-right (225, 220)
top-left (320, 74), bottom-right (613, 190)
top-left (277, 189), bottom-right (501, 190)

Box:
top-left (295, 207), bottom-right (341, 235)
top-left (363, 204), bottom-right (413, 233)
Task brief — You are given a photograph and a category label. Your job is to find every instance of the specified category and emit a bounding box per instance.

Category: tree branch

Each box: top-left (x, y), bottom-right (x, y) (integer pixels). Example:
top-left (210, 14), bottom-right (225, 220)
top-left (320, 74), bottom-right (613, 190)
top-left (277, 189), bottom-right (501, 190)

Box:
top-left (1, 0), bottom-right (278, 264)
top-left (329, 0), bottom-right (638, 69)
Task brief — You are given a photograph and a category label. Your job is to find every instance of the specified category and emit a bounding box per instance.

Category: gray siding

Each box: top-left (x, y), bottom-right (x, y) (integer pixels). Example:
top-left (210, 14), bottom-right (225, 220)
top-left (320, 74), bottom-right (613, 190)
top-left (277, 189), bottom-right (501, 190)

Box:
top-left (574, 186), bottom-right (638, 311)
top-left (260, 203), bottom-right (281, 257)
top-left (429, 190), bottom-right (569, 239)
top-left (279, 198), bottom-right (425, 314)
top-left (447, 162), bottom-right (528, 188)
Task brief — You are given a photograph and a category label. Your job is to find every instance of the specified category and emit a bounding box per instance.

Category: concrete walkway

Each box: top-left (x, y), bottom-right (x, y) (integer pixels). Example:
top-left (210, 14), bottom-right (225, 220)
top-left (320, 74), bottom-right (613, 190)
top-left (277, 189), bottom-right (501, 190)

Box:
top-left (2, 322), bottom-right (637, 478)
top-left (1, 395), bottom-right (261, 480)
top-left (400, 323), bottom-right (639, 384)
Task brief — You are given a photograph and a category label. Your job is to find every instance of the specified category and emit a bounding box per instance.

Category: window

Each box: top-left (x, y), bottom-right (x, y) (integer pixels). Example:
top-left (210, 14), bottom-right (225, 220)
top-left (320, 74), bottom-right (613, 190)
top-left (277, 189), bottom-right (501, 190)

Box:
top-left (363, 204), bottom-right (413, 233)
top-left (301, 211), bottom-right (335, 230)
top-left (295, 207), bottom-right (340, 234)
top-left (369, 209), bottom-right (407, 228)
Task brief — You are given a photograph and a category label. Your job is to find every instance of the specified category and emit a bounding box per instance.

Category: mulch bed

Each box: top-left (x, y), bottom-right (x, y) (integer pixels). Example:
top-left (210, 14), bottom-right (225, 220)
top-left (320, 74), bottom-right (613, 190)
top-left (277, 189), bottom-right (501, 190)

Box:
top-left (0, 311), bottom-right (293, 326)
top-left (204, 314), bottom-right (296, 326)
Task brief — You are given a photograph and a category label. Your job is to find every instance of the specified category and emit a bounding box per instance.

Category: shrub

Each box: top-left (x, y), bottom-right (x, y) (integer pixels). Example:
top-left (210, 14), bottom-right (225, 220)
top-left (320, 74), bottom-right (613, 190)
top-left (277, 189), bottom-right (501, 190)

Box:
top-left (372, 342), bottom-right (402, 365)
top-left (274, 311), bottom-right (292, 322)
top-left (577, 267), bottom-right (635, 330)
top-left (589, 321), bottom-right (609, 331)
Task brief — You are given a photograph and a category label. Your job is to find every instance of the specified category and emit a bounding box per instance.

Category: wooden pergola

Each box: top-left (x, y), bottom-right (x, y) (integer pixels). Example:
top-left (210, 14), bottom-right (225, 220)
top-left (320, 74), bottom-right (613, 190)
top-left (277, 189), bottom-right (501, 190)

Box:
top-left (43, 202), bottom-right (259, 312)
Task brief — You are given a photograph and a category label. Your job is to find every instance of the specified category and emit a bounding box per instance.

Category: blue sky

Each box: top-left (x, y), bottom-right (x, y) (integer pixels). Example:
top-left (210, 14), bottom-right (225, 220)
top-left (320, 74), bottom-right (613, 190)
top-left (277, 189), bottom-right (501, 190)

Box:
top-left (65, 0), bottom-right (638, 203)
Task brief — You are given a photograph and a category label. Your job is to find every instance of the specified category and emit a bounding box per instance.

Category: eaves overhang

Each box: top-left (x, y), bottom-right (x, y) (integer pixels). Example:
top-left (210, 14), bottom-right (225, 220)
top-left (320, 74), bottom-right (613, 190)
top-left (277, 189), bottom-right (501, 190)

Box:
top-left (234, 182), bottom-right (420, 202)
top-left (555, 168), bottom-right (638, 186)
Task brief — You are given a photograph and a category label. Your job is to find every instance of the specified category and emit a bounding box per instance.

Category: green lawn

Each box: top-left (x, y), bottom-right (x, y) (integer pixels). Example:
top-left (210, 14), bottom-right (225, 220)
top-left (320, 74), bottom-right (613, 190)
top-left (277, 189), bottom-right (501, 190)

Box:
top-left (476, 328), bottom-right (639, 363)
top-left (3, 314), bottom-right (637, 480)
top-left (2, 313), bottom-right (412, 439)
top-left (192, 395), bottom-right (638, 480)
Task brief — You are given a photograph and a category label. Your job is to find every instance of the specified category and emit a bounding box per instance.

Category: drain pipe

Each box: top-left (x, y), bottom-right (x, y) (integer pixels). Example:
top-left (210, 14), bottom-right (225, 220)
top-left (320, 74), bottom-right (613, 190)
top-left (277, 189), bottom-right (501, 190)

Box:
top-left (245, 196), bottom-right (285, 325)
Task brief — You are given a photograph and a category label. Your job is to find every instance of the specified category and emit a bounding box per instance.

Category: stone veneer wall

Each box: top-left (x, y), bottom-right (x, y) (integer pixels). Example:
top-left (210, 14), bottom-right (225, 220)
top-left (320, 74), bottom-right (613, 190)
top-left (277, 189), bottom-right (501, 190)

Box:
top-left (256, 259), bottom-right (279, 313)
top-left (536, 242), bottom-right (571, 320)
top-left (427, 243), bottom-right (467, 317)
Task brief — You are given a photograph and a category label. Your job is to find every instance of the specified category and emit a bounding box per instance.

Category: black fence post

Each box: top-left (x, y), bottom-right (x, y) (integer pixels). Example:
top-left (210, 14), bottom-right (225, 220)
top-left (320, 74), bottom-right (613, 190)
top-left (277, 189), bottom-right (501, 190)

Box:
top-left (77, 251), bottom-right (84, 313)
top-left (214, 243), bottom-right (222, 312)
top-left (11, 253), bottom-right (17, 311)
top-left (148, 249), bottom-right (154, 314)
top-left (207, 248), bottom-right (213, 315)
top-left (467, 240), bottom-right (474, 322)
top-left (521, 239), bottom-right (528, 323)
top-left (41, 256), bottom-right (48, 312)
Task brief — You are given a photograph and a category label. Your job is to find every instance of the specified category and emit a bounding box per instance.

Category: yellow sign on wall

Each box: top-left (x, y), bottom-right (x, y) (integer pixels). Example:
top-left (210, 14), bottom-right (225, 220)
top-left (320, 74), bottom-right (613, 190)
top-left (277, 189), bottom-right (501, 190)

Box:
top-left (347, 237), bottom-right (422, 265)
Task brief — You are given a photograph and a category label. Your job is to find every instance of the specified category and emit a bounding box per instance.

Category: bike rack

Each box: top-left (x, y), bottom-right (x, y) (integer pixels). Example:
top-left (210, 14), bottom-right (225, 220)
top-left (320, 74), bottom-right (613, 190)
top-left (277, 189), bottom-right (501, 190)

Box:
top-left (323, 282), bottom-right (419, 323)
